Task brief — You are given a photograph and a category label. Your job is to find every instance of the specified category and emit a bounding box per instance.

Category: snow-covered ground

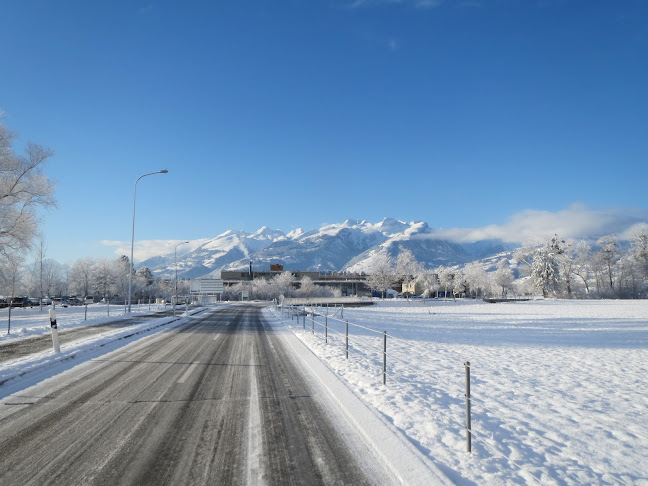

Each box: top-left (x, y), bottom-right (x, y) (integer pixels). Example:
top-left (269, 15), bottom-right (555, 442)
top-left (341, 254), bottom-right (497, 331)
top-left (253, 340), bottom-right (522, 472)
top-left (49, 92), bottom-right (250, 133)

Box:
top-left (0, 302), bottom-right (171, 343)
top-left (2, 300), bottom-right (647, 484)
top-left (265, 299), bottom-right (648, 485)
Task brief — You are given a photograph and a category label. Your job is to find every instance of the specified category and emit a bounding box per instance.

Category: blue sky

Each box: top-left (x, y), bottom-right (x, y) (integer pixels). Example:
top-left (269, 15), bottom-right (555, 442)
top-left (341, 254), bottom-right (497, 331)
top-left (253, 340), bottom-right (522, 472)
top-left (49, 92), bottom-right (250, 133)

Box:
top-left (2, 0), bottom-right (647, 263)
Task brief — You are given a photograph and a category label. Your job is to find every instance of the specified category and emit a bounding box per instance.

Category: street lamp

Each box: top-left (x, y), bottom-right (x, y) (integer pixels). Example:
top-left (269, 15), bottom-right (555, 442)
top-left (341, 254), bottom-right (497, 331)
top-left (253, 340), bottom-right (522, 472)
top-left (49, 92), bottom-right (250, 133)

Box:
top-left (128, 169), bottom-right (168, 313)
top-left (174, 240), bottom-right (189, 316)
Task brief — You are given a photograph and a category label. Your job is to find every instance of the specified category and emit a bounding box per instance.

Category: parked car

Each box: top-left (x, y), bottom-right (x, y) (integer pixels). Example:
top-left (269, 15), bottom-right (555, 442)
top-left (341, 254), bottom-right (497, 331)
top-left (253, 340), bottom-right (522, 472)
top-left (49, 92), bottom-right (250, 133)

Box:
top-left (0, 298), bottom-right (8, 308)
top-left (68, 297), bottom-right (83, 306)
top-left (41, 298), bottom-right (52, 306)
top-left (10, 297), bottom-right (27, 307)
top-left (52, 298), bottom-right (68, 308)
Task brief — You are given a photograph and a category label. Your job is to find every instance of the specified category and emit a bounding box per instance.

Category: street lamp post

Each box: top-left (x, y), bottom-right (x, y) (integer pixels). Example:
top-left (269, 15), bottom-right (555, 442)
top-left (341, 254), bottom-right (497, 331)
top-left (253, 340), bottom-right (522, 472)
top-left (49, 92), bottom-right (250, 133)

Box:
top-left (174, 241), bottom-right (189, 317)
top-left (128, 170), bottom-right (168, 313)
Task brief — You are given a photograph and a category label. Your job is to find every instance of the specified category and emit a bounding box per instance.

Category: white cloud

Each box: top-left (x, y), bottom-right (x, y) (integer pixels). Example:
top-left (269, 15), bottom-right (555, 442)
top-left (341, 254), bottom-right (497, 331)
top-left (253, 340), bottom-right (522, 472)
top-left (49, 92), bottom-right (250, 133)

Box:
top-left (342, 0), bottom-right (444, 9)
top-left (100, 239), bottom-right (194, 263)
top-left (422, 205), bottom-right (648, 243)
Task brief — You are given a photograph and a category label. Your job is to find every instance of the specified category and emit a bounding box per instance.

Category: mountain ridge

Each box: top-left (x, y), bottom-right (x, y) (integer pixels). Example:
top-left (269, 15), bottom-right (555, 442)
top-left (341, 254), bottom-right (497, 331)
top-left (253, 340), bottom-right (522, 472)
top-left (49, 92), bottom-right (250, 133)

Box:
top-left (140, 218), bottom-right (519, 278)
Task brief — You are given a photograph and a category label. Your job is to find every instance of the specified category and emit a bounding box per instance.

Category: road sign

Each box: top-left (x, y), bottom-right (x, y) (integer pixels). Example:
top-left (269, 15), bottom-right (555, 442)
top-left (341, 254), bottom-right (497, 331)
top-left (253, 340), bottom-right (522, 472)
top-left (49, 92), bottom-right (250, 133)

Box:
top-left (190, 279), bottom-right (224, 295)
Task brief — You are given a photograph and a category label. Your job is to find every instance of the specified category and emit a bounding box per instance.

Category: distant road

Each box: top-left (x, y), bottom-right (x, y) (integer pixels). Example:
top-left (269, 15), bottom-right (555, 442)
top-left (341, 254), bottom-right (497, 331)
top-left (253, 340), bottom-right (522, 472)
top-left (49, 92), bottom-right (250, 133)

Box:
top-left (0, 304), bottom-right (379, 485)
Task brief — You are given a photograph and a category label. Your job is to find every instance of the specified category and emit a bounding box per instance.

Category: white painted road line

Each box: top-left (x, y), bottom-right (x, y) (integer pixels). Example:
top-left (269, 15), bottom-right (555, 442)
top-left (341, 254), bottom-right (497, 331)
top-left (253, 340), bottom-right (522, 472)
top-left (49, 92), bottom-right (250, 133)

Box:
top-left (177, 363), bottom-right (198, 384)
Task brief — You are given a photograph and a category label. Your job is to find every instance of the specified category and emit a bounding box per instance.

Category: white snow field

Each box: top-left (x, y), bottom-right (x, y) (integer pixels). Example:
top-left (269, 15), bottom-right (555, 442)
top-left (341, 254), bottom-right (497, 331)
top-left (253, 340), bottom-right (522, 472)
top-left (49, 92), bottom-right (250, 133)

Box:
top-left (265, 299), bottom-right (648, 485)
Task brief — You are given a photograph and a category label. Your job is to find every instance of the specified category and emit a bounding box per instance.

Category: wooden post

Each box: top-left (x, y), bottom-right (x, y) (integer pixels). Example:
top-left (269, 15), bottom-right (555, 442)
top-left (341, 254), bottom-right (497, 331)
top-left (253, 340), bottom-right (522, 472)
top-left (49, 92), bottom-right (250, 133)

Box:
top-left (345, 320), bottom-right (349, 359)
top-left (465, 361), bottom-right (472, 453)
top-left (383, 331), bottom-right (387, 385)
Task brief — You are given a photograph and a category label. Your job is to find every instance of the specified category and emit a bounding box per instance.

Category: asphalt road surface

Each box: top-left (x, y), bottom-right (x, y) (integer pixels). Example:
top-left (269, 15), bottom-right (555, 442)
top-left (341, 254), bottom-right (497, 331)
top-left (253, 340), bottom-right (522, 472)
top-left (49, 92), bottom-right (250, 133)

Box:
top-left (0, 304), bottom-right (385, 485)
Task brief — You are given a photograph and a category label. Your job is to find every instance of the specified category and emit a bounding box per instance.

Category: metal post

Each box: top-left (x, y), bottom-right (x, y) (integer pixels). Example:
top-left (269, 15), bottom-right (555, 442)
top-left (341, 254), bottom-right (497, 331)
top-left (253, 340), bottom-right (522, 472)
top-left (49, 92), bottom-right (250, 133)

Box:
top-left (85, 304), bottom-right (88, 320)
top-left (325, 315), bottom-right (328, 344)
top-left (303, 307), bottom-right (305, 330)
top-left (128, 169), bottom-right (168, 313)
top-left (383, 331), bottom-right (387, 385)
top-left (345, 320), bottom-right (349, 359)
top-left (341, 304), bottom-right (344, 319)
top-left (465, 361), bottom-right (472, 453)
top-left (7, 306), bottom-right (11, 335)
top-left (107, 300), bottom-right (110, 316)
top-left (311, 311), bottom-right (314, 334)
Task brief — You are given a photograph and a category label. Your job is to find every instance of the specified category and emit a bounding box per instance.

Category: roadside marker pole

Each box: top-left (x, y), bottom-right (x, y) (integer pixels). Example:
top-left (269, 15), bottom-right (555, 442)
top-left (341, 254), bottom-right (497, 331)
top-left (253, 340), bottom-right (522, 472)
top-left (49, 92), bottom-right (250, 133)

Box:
top-left (50, 317), bottom-right (60, 353)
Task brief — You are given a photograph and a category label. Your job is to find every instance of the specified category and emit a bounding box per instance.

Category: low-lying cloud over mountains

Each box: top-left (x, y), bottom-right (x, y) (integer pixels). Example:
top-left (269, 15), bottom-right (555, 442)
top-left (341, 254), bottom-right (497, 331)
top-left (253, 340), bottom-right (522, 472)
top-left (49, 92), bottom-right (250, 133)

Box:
top-left (101, 206), bottom-right (648, 278)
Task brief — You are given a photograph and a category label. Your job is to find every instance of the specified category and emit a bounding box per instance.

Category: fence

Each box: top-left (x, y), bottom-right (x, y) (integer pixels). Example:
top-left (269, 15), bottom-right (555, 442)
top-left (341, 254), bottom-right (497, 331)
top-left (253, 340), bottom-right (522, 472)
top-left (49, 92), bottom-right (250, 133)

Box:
top-left (275, 302), bottom-right (545, 484)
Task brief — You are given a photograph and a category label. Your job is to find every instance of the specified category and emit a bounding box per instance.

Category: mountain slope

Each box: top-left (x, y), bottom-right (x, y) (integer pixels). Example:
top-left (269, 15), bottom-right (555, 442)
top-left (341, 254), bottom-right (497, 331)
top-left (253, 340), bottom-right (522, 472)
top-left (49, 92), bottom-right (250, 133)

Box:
top-left (140, 218), bottom-right (518, 278)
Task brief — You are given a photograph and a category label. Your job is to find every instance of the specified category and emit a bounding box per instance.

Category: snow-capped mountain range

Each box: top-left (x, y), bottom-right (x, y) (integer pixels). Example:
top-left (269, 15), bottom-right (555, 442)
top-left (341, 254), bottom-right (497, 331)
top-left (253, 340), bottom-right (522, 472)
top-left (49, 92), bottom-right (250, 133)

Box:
top-left (141, 218), bottom-right (518, 279)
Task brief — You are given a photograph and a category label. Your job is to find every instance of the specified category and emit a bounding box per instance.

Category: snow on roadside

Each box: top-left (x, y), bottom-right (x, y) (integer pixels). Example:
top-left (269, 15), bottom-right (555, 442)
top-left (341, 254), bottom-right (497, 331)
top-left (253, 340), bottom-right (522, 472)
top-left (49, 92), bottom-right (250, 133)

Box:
top-left (0, 305), bottom-right (209, 400)
top-left (264, 299), bottom-right (648, 485)
top-left (0, 303), bottom-right (171, 343)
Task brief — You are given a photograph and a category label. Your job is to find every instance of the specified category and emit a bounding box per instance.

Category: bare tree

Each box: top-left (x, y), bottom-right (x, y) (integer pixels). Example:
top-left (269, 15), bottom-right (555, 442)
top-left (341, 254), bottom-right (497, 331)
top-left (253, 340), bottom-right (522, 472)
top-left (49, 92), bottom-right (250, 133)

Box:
top-left (492, 261), bottom-right (514, 298)
top-left (0, 119), bottom-right (56, 256)
top-left (41, 258), bottom-right (64, 297)
top-left (69, 257), bottom-right (96, 296)
top-left (595, 235), bottom-right (619, 295)
top-left (0, 251), bottom-right (24, 300)
top-left (571, 240), bottom-right (593, 295)
top-left (93, 258), bottom-right (118, 299)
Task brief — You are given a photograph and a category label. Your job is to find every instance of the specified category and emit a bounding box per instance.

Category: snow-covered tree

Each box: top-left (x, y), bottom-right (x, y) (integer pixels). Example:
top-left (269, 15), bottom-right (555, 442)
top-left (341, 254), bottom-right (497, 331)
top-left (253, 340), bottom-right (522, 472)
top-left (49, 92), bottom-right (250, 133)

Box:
top-left (417, 269), bottom-right (439, 298)
top-left (571, 240), bottom-right (593, 295)
top-left (365, 253), bottom-right (397, 298)
top-left (273, 272), bottom-right (294, 298)
top-left (452, 271), bottom-right (467, 298)
top-left (116, 255), bottom-right (131, 297)
top-left (69, 257), bottom-right (96, 296)
top-left (93, 259), bottom-right (117, 299)
top-left (463, 262), bottom-right (488, 299)
top-left (595, 235), bottom-right (619, 295)
top-left (629, 223), bottom-right (648, 288)
top-left (530, 234), bottom-right (565, 298)
top-left (395, 248), bottom-right (423, 298)
top-left (40, 258), bottom-right (64, 298)
top-left (0, 251), bottom-right (24, 298)
top-left (436, 266), bottom-right (453, 300)
top-left (0, 119), bottom-right (56, 256)
top-left (492, 261), bottom-right (514, 297)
